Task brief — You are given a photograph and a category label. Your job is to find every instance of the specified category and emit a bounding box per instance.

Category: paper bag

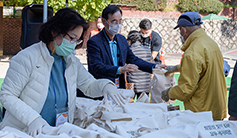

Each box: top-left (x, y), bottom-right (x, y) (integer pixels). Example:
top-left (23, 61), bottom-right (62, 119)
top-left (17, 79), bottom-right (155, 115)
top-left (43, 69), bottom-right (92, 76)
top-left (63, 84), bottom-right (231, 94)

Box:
top-left (150, 69), bottom-right (176, 103)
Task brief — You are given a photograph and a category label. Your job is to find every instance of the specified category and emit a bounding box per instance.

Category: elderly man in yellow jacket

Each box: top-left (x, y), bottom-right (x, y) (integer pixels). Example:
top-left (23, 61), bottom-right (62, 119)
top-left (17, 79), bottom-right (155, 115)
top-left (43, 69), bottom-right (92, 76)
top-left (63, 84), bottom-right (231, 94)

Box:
top-left (161, 12), bottom-right (227, 120)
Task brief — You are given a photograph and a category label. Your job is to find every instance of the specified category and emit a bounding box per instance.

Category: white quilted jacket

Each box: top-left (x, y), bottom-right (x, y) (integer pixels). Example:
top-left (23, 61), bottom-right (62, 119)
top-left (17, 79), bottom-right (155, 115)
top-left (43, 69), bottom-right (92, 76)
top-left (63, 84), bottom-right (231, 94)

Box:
top-left (0, 41), bottom-right (112, 130)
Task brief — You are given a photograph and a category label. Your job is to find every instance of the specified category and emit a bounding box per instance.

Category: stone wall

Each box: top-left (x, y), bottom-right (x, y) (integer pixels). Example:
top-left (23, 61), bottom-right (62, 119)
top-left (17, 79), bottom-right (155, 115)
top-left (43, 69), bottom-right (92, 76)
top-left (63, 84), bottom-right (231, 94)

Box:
top-left (2, 13), bottom-right (236, 55)
top-left (122, 10), bottom-right (182, 18)
top-left (121, 17), bottom-right (237, 53)
top-left (122, 8), bottom-right (236, 20)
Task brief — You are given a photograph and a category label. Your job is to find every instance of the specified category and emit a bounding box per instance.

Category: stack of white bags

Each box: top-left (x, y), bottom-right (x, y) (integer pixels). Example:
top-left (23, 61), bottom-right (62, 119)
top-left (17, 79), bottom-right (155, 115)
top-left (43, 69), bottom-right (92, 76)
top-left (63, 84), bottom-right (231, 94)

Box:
top-left (1, 93), bottom-right (237, 138)
top-left (0, 69), bottom-right (236, 138)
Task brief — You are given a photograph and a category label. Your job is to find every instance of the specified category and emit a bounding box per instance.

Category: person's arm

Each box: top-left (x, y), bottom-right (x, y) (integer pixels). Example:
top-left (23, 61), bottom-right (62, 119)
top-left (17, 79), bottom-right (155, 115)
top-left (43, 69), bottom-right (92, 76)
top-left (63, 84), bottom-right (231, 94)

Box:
top-left (168, 54), bottom-right (203, 101)
top-left (228, 61), bottom-right (237, 120)
top-left (76, 57), bottom-right (113, 98)
top-left (0, 54), bottom-right (41, 127)
top-left (152, 51), bottom-right (159, 59)
top-left (151, 31), bottom-right (162, 59)
top-left (76, 58), bottom-right (126, 104)
top-left (165, 64), bottom-right (180, 76)
top-left (87, 39), bottom-right (119, 78)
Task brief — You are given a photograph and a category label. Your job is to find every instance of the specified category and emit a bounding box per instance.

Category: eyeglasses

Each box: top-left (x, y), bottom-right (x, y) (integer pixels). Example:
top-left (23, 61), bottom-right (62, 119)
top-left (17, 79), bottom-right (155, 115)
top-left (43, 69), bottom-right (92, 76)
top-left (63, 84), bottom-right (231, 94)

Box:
top-left (66, 33), bottom-right (83, 45)
top-left (106, 19), bottom-right (124, 25)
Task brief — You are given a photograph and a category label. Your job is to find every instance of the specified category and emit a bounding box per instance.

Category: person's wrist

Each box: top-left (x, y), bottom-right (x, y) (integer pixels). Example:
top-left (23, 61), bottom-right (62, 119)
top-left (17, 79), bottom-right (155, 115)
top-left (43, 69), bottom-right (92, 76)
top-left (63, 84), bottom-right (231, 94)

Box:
top-left (29, 116), bottom-right (41, 126)
top-left (161, 88), bottom-right (170, 102)
top-left (155, 64), bottom-right (158, 68)
top-left (174, 65), bottom-right (179, 72)
top-left (119, 66), bottom-right (124, 74)
top-left (117, 67), bottom-right (121, 74)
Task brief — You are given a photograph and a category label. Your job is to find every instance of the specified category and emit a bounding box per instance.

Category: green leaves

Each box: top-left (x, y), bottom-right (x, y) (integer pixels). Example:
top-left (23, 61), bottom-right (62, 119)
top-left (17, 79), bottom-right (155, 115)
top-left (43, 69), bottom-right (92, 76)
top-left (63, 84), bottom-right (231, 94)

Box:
top-left (111, 0), bottom-right (167, 11)
top-left (2, 0), bottom-right (110, 21)
top-left (70, 0), bottom-right (110, 21)
top-left (177, 0), bottom-right (223, 14)
top-left (157, 0), bottom-right (167, 11)
top-left (223, 4), bottom-right (237, 8)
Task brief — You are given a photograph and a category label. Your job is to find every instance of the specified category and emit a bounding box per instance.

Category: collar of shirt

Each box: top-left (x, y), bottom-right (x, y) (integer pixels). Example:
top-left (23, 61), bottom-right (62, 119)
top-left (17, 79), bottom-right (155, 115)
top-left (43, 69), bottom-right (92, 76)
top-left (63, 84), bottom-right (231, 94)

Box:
top-left (103, 29), bottom-right (119, 66)
top-left (47, 47), bottom-right (60, 58)
top-left (103, 29), bottom-right (117, 44)
top-left (149, 31), bottom-right (152, 39)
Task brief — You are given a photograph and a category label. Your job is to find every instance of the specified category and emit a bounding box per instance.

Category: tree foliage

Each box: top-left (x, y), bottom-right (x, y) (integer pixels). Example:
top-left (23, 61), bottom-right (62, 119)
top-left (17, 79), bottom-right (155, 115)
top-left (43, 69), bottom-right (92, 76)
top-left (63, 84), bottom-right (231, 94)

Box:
top-left (157, 0), bottom-right (167, 11)
top-left (111, 0), bottom-right (167, 11)
top-left (177, 0), bottom-right (223, 14)
top-left (222, 0), bottom-right (237, 8)
top-left (220, 0), bottom-right (237, 5)
top-left (2, 0), bottom-right (110, 21)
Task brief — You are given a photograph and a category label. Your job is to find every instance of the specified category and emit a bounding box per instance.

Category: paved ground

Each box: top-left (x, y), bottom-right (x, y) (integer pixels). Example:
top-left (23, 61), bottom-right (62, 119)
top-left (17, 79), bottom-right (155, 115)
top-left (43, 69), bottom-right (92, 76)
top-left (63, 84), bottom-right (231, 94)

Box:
top-left (0, 48), bottom-right (236, 78)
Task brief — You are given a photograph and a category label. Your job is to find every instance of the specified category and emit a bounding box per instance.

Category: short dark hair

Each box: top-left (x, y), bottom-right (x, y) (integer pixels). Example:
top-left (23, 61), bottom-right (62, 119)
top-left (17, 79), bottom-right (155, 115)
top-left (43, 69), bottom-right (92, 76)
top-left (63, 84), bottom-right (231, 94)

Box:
top-left (127, 30), bottom-right (142, 44)
top-left (139, 18), bottom-right (152, 30)
top-left (97, 16), bottom-right (102, 22)
top-left (102, 6), bottom-right (122, 20)
top-left (39, 8), bottom-right (89, 45)
top-left (97, 16), bottom-right (102, 19)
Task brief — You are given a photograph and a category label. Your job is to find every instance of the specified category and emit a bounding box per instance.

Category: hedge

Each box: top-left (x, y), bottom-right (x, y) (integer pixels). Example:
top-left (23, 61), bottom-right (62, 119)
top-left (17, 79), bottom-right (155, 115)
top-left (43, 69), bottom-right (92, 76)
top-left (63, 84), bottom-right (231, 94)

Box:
top-left (111, 0), bottom-right (167, 11)
top-left (177, 0), bottom-right (223, 14)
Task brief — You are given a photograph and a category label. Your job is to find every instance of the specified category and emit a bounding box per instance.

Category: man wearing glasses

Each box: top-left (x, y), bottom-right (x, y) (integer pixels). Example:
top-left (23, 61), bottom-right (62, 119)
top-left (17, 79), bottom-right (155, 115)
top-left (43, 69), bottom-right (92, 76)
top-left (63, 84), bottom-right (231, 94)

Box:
top-left (85, 6), bottom-right (162, 100)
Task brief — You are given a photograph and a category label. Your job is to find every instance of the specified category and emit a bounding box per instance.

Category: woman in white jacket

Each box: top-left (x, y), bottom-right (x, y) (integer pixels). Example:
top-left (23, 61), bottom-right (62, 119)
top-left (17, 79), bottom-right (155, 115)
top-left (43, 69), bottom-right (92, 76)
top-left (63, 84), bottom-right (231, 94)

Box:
top-left (0, 8), bottom-right (125, 137)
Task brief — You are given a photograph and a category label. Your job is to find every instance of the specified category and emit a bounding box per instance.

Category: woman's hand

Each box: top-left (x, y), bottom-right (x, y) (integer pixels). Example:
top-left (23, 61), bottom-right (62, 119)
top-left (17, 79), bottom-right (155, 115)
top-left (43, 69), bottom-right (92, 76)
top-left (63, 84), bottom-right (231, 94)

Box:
top-left (102, 84), bottom-right (126, 105)
top-left (28, 117), bottom-right (49, 137)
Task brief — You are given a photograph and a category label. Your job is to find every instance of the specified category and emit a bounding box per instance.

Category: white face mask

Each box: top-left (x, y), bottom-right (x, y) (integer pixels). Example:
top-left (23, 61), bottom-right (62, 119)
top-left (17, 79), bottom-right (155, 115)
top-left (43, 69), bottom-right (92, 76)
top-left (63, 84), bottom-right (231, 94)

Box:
top-left (105, 20), bottom-right (122, 35)
top-left (54, 37), bottom-right (76, 57)
top-left (141, 33), bottom-right (150, 38)
top-left (97, 23), bottom-right (104, 29)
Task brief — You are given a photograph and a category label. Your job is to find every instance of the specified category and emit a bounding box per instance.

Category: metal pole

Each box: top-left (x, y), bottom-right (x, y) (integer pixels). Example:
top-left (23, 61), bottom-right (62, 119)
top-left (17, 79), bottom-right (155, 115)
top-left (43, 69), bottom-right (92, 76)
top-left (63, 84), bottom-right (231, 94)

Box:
top-left (66, 0), bottom-right (68, 7)
top-left (43, 0), bottom-right (48, 23)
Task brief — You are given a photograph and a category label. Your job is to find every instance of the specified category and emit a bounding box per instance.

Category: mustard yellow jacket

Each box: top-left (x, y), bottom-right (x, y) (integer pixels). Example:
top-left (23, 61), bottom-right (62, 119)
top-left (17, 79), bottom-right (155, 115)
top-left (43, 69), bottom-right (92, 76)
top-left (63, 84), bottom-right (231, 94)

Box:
top-left (169, 28), bottom-right (227, 120)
